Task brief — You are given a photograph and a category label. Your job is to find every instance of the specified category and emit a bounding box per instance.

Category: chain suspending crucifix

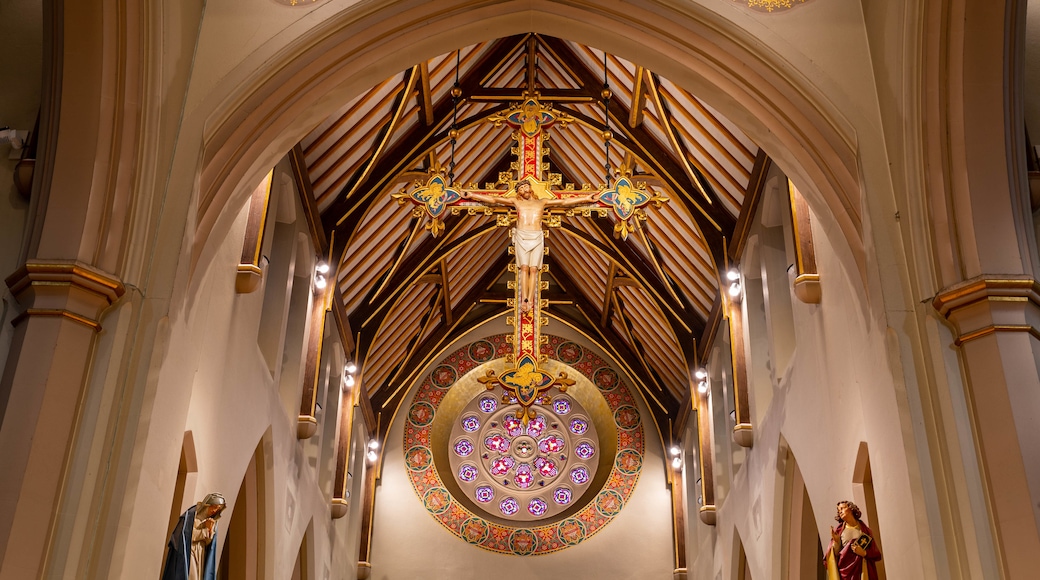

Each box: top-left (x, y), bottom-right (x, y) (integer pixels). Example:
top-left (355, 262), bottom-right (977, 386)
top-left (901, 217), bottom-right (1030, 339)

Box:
top-left (394, 95), bottom-right (666, 422)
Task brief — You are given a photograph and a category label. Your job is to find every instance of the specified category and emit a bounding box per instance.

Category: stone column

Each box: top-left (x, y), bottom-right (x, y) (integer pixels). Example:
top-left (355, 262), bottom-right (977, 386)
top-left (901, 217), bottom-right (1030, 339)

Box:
top-left (933, 277), bottom-right (1040, 580)
top-left (0, 261), bottom-right (123, 579)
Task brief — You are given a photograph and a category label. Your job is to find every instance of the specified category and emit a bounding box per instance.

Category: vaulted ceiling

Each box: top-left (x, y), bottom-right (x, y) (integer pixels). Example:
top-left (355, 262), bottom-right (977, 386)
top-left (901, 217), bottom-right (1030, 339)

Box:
top-left (291, 34), bottom-right (768, 435)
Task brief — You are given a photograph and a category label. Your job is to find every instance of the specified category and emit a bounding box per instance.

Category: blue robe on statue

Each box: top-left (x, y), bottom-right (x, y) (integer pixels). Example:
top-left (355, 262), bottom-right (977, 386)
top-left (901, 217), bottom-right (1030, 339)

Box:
top-left (162, 505), bottom-right (218, 580)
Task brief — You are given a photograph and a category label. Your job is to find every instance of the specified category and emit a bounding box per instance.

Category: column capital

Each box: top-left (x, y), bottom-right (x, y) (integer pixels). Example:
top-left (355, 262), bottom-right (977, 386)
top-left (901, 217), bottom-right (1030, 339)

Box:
top-left (5, 260), bottom-right (125, 331)
top-left (932, 276), bottom-right (1040, 345)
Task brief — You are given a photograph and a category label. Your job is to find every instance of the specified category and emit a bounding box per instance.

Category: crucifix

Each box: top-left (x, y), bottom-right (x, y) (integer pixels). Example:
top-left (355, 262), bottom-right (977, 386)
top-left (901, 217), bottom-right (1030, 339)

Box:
top-left (394, 95), bottom-right (665, 421)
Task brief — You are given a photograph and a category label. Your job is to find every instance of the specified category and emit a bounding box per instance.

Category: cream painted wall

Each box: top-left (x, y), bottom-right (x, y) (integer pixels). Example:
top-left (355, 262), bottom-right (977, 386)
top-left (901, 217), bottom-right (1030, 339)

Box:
top-left (369, 317), bottom-right (675, 579)
top-left (686, 174), bottom-right (932, 580)
top-left (96, 160), bottom-right (365, 579)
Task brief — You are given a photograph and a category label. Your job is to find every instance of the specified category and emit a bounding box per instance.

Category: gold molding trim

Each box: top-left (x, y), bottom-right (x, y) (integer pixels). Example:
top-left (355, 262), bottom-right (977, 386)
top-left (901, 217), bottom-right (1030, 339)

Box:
top-left (12, 308), bottom-right (102, 332)
top-left (954, 324), bottom-right (1040, 347)
top-left (932, 277), bottom-right (1040, 318)
top-left (6, 260), bottom-right (125, 304)
top-left (698, 504), bottom-right (717, 525)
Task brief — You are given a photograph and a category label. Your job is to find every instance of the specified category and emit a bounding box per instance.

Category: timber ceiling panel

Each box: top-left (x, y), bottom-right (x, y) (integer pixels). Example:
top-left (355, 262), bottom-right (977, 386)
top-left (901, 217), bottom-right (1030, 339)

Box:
top-left (296, 33), bottom-right (763, 421)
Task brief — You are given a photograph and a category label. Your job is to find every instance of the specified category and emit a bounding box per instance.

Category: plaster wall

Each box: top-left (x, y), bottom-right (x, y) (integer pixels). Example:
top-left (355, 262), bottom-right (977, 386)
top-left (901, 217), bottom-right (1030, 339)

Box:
top-left (369, 316), bottom-right (674, 580)
top-left (688, 190), bottom-right (930, 580)
top-left (93, 164), bottom-right (365, 579)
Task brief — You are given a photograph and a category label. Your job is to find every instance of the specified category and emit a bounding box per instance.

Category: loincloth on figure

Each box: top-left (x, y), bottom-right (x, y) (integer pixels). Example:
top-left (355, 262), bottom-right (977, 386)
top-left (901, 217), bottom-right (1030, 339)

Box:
top-left (512, 228), bottom-right (544, 268)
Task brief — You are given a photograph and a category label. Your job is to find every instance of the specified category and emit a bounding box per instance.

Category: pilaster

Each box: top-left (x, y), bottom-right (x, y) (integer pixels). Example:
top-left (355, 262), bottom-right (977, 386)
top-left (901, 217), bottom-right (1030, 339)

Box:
top-left (932, 275), bottom-right (1040, 580)
top-left (0, 260), bottom-right (124, 579)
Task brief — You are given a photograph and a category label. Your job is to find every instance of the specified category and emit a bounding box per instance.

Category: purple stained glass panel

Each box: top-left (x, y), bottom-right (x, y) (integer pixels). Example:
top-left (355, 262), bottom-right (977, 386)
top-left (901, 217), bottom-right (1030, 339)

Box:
top-left (514, 463), bottom-right (534, 489)
top-left (538, 435), bottom-right (565, 454)
top-left (552, 398), bottom-right (571, 414)
top-left (459, 463), bottom-right (478, 482)
top-left (475, 486), bottom-right (494, 503)
top-left (526, 415), bottom-right (546, 438)
top-left (500, 497), bottom-right (520, 516)
top-left (553, 487), bottom-right (573, 505)
top-left (569, 418), bottom-right (588, 435)
top-left (528, 498), bottom-right (548, 517)
top-left (478, 396), bottom-right (498, 413)
top-left (461, 415), bottom-right (480, 432)
top-left (453, 439), bottom-right (474, 457)
top-left (575, 442), bottom-right (595, 460)
top-left (570, 466), bottom-right (590, 485)
top-left (504, 415), bottom-right (524, 437)
top-left (484, 434), bottom-right (510, 453)
top-left (537, 458), bottom-right (558, 478)
top-left (490, 456), bottom-right (515, 476)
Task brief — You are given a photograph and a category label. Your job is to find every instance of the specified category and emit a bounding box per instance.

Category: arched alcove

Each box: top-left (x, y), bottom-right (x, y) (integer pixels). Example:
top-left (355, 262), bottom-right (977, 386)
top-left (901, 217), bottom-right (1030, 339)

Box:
top-left (218, 436), bottom-right (271, 580)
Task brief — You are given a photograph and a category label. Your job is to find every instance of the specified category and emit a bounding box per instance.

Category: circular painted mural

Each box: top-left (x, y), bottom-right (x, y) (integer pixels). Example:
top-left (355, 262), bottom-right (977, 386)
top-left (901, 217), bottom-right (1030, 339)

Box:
top-left (402, 334), bottom-right (644, 555)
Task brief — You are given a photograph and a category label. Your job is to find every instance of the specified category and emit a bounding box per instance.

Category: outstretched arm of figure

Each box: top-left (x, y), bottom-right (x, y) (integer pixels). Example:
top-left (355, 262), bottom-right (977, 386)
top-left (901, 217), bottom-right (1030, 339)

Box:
top-left (462, 191), bottom-right (513, 206)
top-left (543, 193), bottom-right (598, 207)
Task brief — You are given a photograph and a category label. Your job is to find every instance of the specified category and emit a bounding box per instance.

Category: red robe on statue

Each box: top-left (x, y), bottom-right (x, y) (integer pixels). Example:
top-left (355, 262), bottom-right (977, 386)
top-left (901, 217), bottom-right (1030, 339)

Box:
top-left (825, 521), bottom-right (882, 580)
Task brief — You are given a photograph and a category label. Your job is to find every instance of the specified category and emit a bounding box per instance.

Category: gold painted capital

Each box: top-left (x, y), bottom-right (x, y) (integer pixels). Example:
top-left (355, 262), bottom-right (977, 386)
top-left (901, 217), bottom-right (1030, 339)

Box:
top-left (7, 260), bottom-right (125, 301)
top-left (932, 276), bottom-right (1040, 318)
top-left (5, 260), bottom-right (125, 331)
top-left (932, 276), bottom-right (1040, 346)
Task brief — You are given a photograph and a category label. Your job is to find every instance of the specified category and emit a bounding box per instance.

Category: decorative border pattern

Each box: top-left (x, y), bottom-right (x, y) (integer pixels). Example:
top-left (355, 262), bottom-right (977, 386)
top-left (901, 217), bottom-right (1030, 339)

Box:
top-left (403, 334), bottom-right (644, 555)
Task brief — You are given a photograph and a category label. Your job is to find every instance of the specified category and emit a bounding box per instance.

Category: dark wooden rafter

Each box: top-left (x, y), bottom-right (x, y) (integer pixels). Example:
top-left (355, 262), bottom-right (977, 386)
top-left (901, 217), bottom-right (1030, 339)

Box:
top-left (348, 153), bottom-right (512, 335)
top-left (350, 152), bottom-right (515, 388)
top-left (546, 256), bottom-right (671, 400)
top-left (349, 221), bottom-right (498, 358)
top-left (322, 35), bottom-right (527, 241)
top-left (344, 67), bottom-right (420, 200)
top-left (611, 290), bottom-right (669, 395)
top-left (468, 88), bottom-right (596, 102)
top-left (629, 66), bottom-right (647, 128)
top-left (372, 253), bottom-right (513, 412)
top-left (644, 71), bottom-right (713, 203)
top-left (548, 156), bottom-right (700, 380)
top-left (547, 256), bottom-right (678, 421)
top-left (539, 36), bottom-right (736, 269)
top-left (418, 61), bottom-right (435, 126)
top-left (601, 263), bottom-right (619, 327)
top-left (525, 35), bottom-right (537, 90)
top-left (560, 222), bottom-right (700, 370)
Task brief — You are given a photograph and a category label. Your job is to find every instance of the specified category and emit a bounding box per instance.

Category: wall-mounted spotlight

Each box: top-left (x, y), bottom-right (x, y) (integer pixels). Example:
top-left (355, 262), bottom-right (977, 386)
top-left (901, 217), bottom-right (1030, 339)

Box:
top-left (671, 456), bottom-right (683, 470)
top-left (314, 261), bottom-right (330, 290)
top-left (694, 368), bottom-right (707, 381)
top-left (697, 380), bottom-right (708, 394)
top-left (669, 446), bottom-right (681, 457)
top-left (726, 268), bottom-right (742, 299)
top-left (366, 449), bottom-right (378, 464)
top-left (343, 374), bottom-right (355, 390)
top-left (345, 362), bottom-right (357, 374)
top-left (368, 440), bottom-right (380, 451)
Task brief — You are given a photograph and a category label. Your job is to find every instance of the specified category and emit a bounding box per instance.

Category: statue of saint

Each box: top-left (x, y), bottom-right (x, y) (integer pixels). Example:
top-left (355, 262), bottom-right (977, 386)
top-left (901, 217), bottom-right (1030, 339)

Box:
top-left (463, 179), bottom-right (595, 312)
top-left (162, 492), bottom-right (226, 580)
top-left (825, 500), bottom-right (882, 580)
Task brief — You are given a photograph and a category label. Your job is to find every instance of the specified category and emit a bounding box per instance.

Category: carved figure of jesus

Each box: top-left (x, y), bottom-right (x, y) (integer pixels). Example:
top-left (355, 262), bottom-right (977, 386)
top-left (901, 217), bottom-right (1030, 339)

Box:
top-left (463, 179), bottom-right (595, 313)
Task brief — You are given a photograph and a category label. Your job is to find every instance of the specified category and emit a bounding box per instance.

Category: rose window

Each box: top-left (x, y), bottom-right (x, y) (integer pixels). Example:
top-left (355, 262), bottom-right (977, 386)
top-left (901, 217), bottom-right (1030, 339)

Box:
top-left (448, 391), bottom-right (599, 522)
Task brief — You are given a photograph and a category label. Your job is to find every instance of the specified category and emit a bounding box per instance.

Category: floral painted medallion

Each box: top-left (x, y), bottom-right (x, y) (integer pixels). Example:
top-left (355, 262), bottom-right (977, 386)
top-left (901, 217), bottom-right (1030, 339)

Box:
top-left (403, 334), bottom-right (644, 555)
